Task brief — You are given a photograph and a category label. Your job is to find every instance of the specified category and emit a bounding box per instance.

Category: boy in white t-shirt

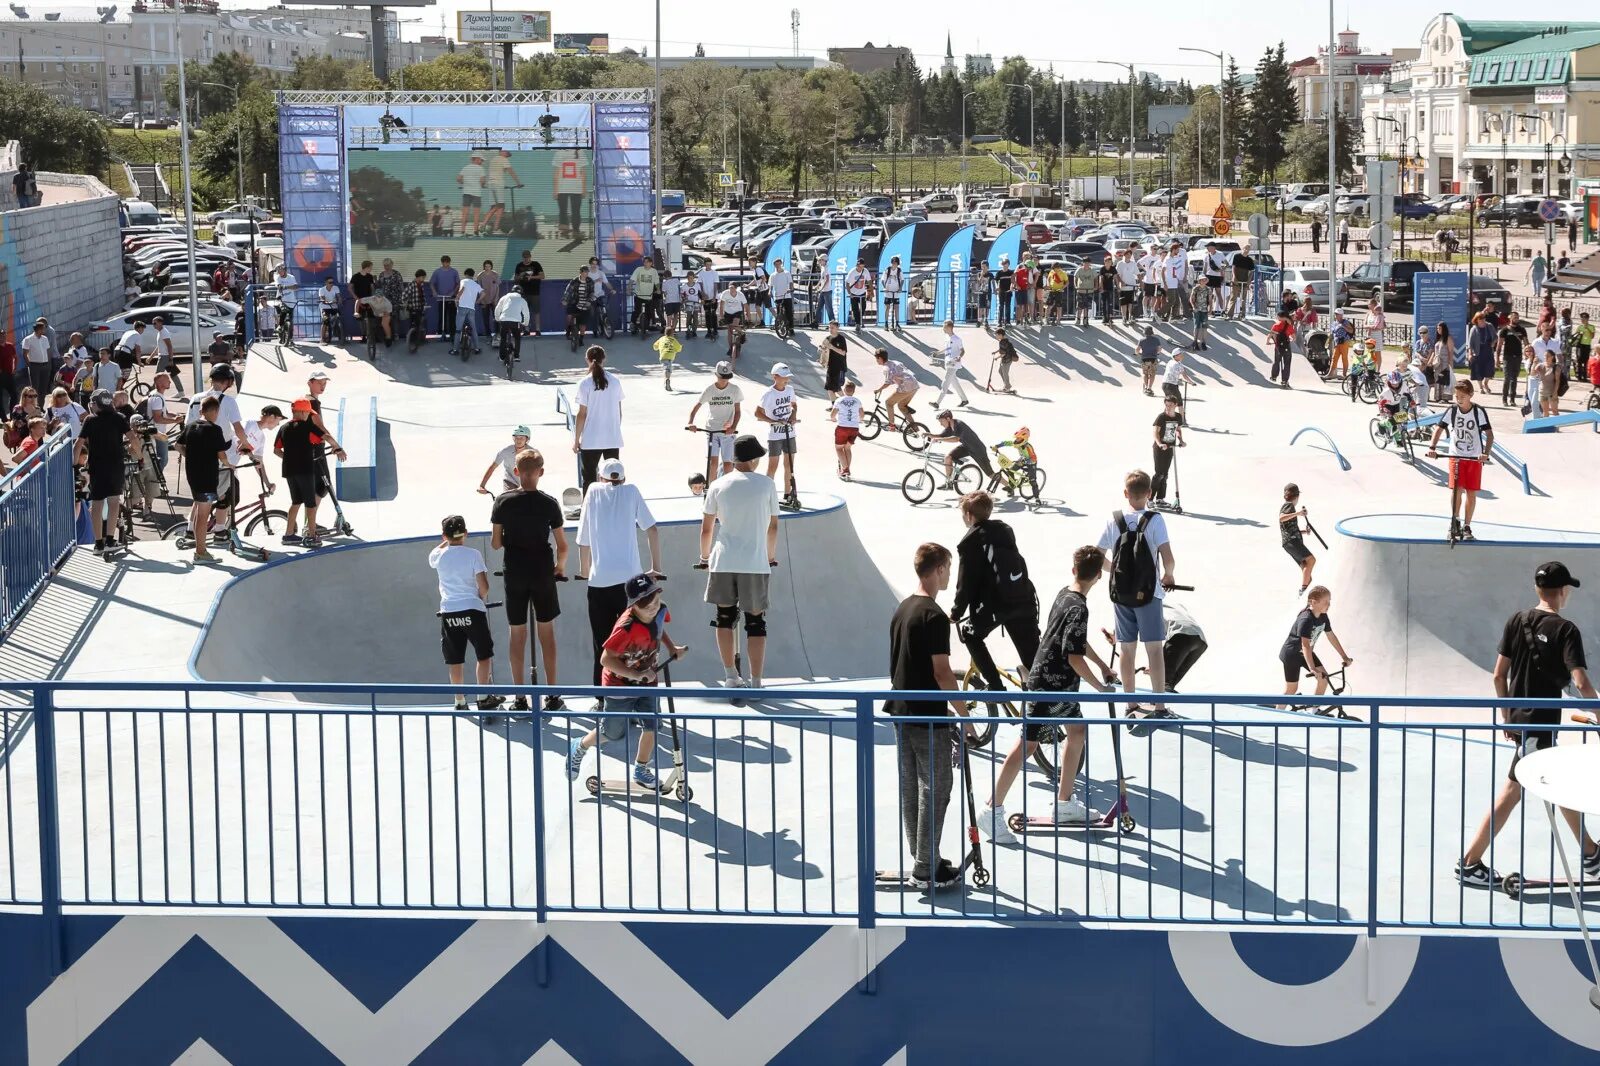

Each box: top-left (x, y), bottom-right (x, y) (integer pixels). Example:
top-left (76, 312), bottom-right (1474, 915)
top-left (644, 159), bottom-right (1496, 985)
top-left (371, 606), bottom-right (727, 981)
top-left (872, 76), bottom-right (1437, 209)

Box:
top-left (830, 380), bottom-right (863, 480)
top-left (755, 363), bottom-right (800, 508)
top-left (429, 514), bottom-right (501, 712)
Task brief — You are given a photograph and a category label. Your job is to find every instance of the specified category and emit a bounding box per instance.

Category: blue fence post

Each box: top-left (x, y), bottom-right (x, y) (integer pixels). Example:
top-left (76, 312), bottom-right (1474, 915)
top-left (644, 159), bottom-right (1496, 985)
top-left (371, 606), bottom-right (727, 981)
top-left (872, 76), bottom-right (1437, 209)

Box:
top-left (33, 684), bottom-right (64, 977)
top-left (1367, 702), bottom-right (1380, 939)
top-left (856, 695), bottom-right (876, 994)
top-left (530, 704), bottom-right (550, 987)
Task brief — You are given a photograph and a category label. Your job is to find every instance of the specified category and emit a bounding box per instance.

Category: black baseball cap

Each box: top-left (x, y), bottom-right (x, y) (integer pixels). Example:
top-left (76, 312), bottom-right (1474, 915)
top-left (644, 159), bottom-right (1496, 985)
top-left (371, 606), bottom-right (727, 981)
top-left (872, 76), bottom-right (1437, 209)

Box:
top-left (441, 515), bottom-right (468, 538)
top-left (1535, 561), bottom-right (1581, 589)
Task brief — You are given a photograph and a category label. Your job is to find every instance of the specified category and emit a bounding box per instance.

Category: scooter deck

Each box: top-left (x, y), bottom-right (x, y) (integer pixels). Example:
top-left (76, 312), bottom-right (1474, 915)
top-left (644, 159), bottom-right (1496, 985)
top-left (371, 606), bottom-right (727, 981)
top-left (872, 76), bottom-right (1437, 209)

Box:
top-left (874, 845), bottom-right (991, 889)
top-left (585, 774), bottom-right (692, 802)
top-left (1502, 872), bottom-right (1600, 899)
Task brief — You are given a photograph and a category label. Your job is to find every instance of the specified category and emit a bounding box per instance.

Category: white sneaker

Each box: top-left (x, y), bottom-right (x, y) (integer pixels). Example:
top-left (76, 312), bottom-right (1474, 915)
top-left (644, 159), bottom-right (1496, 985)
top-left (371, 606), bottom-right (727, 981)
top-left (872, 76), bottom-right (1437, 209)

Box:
top-left (1054, 797), bottom-right (1094, 824)
top-left (977, 804), bottom-right (1017, 844)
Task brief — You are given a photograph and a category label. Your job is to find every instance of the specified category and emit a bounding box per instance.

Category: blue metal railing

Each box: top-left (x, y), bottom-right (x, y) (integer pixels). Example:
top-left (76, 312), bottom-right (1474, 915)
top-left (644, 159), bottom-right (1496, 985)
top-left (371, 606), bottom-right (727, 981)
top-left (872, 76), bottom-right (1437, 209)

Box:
top-left (0, 428), bottom-right (77, 634)
top-left (2, 680), bottom-right (1597, 940)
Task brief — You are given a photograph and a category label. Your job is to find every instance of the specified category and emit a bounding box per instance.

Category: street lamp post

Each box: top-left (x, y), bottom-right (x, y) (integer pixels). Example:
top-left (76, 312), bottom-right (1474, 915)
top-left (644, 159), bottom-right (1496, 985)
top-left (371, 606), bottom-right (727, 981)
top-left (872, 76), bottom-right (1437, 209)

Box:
top-left (1482, 111), bottom-right (1541, 264)
top-left (1156, 121), bottom-right (1174, 229)
top-left (1178, 46), bottom-right (1226, 187)
top-left (1544, 133), bottom-right (1570, 264)
top-left (1094, 61), bottom-right (1137, 220)
top-left (960, 89), bottom-right (978, 204)
top-left (1003, 81), bottom-right (1036, 207)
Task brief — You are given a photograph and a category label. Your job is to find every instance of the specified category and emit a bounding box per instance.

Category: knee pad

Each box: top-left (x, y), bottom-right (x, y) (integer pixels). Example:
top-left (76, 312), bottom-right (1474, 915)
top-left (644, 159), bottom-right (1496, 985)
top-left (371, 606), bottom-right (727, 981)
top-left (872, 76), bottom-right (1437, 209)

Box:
top-left (713, 604), bottom-right (738, 630)
top-left (742, 611), bottom-right (767, 638)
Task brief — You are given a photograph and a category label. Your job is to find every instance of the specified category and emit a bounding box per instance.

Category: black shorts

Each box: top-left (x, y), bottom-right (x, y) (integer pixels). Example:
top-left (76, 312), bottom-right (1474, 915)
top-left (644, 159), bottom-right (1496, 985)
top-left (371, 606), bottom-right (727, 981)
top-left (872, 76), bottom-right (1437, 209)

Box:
top-left (1024, 699), bottom-right (1079, 742)
top-left (186, 466), bottom-right (219, 500)
top-left (1206, 275), bottom-right (1223, 289)
top-left (1508, 728), bottom-right (1556, 780)
top-left (825, 360), bottom-right (847, 392)
top-left (440, 609), bottom-right (494, 665)
top-left (1282, 651), bottom-right (1322, 683)
top-left (1283, 541), bottom-right (1312, 566)
top-left (286, 473), bottom-right (318, 507)
top-left (505, 571), bottom-right (561, 625)
top-left (1119, 288), bottom-right (1135, 305)
top-left (1142, 283), bottom-right (1156, 297)
top-left (88, 464), bottom-right (125, 501)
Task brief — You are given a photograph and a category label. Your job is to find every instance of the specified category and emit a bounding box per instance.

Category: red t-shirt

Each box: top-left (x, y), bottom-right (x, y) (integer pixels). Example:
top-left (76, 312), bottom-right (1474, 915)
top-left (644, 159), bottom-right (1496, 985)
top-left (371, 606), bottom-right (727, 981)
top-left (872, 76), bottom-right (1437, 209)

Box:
top-left (1014, 267), bottom-right (1031, 291)
top-left (16, 436), bottom-right (41, 459)
top-left (0, 341), bottom-right (15, 375)
top-left (600, 606), bottom-right (670, 687)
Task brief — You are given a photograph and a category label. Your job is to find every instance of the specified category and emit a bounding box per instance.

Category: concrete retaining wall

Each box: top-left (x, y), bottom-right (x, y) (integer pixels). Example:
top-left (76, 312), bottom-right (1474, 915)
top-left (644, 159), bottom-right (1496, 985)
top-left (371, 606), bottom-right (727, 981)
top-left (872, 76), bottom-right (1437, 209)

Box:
top-left (0, 172), bottom-right (124, 339)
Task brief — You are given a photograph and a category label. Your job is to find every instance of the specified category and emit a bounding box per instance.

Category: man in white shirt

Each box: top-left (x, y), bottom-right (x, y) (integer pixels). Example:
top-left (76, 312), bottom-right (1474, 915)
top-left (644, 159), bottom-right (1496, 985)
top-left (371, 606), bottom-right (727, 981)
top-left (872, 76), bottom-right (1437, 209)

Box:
top-left (143, 369), bottom-right (180, 469)
top-left (1137, 247), bottom-right (1160, 318)
top-left (89, 345), bottom-right (124, 396)
top-left (769, 259), bottom-right (794, 335)
top-left (575, 458), bottom-right (664, 705)
top-left (1162, 241), bottom-right (1191, 319)
top-left (149, 315), bottom-right (177, 373)
top-left (1114, 250), bottom-right (1140, 324)
top-left (717, 281), bottom-right (748, 333)
top-left (453, 269), bottom-right (485, 353)
top-left (845, 259), bottom-right (872, 333)
top-left (697, 264), bottom-right (721, 339)
top-left (457, 153), bottom-right (487, 236)
top-left (879, 255), bottom-right (904, 331)
top-left (755, 363), bottom-right (800, 508)
top-left (240, 404), bottom-right (284, 492)
top-left (430, 514), bottom-right (500, 711)
top-left (699, 434), bottom-right (781, 696)
top-left (1097, 469), bottom-right (1179, 727)
top-left (21, 321), bottom-right (55, 397)
top-left (493, 288), bottom-right (531, 361)
top-left (933, 319), bottom-right (970, 408)
top-left (181, 363), bottom-right (249, 548)
top-left (111, 322), bottom-right (147, 375)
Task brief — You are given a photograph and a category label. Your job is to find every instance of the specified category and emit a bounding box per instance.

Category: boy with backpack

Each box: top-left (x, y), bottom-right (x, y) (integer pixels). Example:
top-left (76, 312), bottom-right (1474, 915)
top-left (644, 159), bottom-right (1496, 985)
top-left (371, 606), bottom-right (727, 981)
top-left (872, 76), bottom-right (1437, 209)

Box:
top-left (950, 490), bottom-right (1039, 691)
top-left (1097, 470), bottom-right (1179, 727)
top-left (977, 545), bottom-right (1116, 841)
top-left (1426, 380), bottom-right (1495, 542)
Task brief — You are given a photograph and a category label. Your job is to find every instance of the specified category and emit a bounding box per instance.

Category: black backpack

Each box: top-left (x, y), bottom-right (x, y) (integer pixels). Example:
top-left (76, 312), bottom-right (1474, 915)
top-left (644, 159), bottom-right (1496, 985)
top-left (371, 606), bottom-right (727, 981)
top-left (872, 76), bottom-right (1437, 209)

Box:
top-left (985, 522), bottom-right (1035, 619)
top-left (1108, 510), bottom-right (1159, 607)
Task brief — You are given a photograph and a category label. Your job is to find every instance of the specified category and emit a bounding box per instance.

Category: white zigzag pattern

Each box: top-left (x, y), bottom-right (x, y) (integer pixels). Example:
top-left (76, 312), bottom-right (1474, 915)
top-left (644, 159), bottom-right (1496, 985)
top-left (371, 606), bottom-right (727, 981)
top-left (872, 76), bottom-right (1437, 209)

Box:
top-left (26, 918), bottom-right (905, 1066)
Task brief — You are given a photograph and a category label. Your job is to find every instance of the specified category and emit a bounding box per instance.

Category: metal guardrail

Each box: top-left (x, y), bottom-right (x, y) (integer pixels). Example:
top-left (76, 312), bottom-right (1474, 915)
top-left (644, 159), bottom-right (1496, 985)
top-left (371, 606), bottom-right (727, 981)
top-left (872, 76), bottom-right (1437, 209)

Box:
top-left (0, 428), bottom-right (78, 635)
top-left (1, 681), bottom-right (1596, 936)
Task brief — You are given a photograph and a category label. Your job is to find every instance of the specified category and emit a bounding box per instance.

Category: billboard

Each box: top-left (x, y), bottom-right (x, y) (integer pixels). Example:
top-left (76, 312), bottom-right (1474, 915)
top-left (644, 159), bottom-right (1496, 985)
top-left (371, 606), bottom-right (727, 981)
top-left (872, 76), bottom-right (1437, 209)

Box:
top-left (456, 10), bottom-right (551, 44)
top-left (347, 147), bottom-right (594, 281)
top-left (1413, 272), bottom-right (1469, 367)
top-left (554, 33), bottom-right (609, 55)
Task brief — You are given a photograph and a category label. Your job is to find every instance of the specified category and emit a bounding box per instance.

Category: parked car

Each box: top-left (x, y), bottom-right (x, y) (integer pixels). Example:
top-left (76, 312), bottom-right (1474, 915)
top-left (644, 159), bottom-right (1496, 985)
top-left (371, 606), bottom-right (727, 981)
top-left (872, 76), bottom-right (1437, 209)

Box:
top-left (1340, 259), bottom-right (1430, 310)
top-left (847, 195), bottom-right (894, 216)
top-left (796, 197), bottom-right (837, 213)
top-left (1022, 221), bottom-right (1054, 246)
top-left (1476, 199), bottom-right (1542, 228)
top-left (984, 198), bottom-right (1025, 226)
top-left (212, 219), bottom-right (261, 255)
top-left (1261, 266), bottom-right (1347, 311)
top-left (124, 292), bottom-right (241, 319)
top-left (88, 308), bottom-right (230, 355)
top-left (909, 191), bottom-right (958, 212)
top-left (1140, 187), bottom-right (1186, 206)
top-left (1278, 193), bottom-right (1326, 214)
top-left (205, 203), bottom-right (273, 224)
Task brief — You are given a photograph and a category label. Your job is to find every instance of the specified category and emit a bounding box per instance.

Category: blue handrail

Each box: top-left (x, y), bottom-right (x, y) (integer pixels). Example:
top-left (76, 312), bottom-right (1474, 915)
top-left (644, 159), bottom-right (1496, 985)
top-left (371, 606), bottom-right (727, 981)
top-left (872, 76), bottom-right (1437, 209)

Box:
top-left (1489, 439), bottom-right (1532, 495)
top-left (1288, 426), bottom-right (1352, 471)
top-left (0, 427), bottom-right (77, 634)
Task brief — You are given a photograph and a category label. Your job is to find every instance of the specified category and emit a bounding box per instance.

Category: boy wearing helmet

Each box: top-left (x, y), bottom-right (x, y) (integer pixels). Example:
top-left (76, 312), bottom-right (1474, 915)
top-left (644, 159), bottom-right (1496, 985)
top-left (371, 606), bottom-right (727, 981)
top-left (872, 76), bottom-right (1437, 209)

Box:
top-left (565, 572), bottom-right (686, 791)
top-left (1377, 369), bottom-right (1416, 427)
top-left (993, 426), bottom-right (1039, 499)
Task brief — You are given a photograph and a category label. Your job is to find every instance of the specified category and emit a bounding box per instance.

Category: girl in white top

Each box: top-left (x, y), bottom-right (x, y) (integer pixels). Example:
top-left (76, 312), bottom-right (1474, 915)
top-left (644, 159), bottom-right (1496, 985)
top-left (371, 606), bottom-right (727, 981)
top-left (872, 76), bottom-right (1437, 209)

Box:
top-left (573, 346), bottom-right (624, 489)
top-left (880, 257), bottom-right (904, 330)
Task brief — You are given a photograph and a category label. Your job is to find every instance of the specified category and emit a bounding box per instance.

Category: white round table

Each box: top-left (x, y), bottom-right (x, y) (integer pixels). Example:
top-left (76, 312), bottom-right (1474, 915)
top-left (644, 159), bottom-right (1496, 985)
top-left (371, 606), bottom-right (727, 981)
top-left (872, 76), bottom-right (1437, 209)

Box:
top-left (1514, 745), bottom-right (1600, 1012)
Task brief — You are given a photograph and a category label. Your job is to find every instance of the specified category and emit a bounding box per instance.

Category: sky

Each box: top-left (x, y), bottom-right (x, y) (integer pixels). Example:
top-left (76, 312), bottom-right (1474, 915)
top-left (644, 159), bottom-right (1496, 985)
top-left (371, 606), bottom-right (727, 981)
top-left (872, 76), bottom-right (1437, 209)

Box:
top-left (371, 0), bottom-right (1512, 81)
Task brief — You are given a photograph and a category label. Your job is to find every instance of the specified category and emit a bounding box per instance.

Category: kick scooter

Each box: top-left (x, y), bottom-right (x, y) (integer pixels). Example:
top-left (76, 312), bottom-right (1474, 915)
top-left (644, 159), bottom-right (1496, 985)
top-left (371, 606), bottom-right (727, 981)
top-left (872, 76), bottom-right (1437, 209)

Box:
top-left (875, 737), bottom-right (991, 890)
top-left (1006, 694), bottom-right (1138, 835)
top-left (584, 656), bottom-right (693, 803)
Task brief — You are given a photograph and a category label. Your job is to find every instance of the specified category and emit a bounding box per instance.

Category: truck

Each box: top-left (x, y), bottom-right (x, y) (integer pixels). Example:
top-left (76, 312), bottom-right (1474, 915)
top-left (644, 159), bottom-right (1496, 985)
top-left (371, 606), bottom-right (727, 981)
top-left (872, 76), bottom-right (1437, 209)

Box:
top-left (1068, 176), bottom-right (1118, 208)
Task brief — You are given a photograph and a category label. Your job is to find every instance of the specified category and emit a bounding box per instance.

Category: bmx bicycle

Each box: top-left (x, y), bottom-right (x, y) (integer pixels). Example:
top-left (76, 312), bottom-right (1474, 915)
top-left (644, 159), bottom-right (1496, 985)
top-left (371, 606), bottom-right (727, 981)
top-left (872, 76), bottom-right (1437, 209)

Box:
top-left (320, 306), bottom-right (345, 345)
top-left (161, 462), bottom-right (273, 561)
top-left (452, 316), bottom-right (480, 360)
top-left (984, 445), bottom-right (1046, 504)
top-left (1369, 405), bottom-right (1423, 462)
top-left (857, 398), bottom-right (930, 452)
top-left (1342, 356), bottom-right (1382, 403)
top-left (497, 323), bottom-right (521, 380)
top-left (901, 446), bottom-right (983, 504)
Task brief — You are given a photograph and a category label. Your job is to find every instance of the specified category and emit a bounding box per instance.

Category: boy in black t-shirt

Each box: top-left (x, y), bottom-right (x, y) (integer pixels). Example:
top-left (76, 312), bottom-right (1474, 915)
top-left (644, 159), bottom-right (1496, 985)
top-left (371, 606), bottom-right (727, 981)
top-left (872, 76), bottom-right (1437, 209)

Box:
top-left (884, 543), bottom-right (969, 889)
top-left (977, 546), bottom-right (1113, 841)
top-left (1276, 586), bottom-right (1352, 706)
top-left (274, 399), bottom-right (321, 546)
top-left (1150, 397), bottom-right (1184, 505)
top-left (491, 448), bottom-right (570, 716)
top-left (181, 396), bottom-right (229, 563)
top-left (1457, 562), bottom-right (1600, 887)
top-left (1279, 483), bottom-right (1316, 593)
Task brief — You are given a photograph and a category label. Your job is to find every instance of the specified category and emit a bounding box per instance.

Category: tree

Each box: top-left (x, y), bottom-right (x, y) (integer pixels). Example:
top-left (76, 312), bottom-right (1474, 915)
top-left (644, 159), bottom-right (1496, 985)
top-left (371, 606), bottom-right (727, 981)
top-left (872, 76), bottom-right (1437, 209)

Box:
top-left (1170, 87), bottom-right (1220, 187)
top-left (1285, 109), bottom-right (1362, 182)
top-left (659, 62), bottom-right (739, 199)
top-left (290, 56), bottom-right (383, 91)
top-left (1245, 44), bottom-right (1297, 180)
top-left (395, 52), bottom-right (493, 91)
top-left (772, 67), bottom-right (864, 198)
top-left (164, 52), bottom-right (274, 115)
top-left (1061, 83), bottom-right (1082, 152)
top-left (0, 79), bottom-right (109, 174)
top-left (1221, 58), bottom-right (1246, 185)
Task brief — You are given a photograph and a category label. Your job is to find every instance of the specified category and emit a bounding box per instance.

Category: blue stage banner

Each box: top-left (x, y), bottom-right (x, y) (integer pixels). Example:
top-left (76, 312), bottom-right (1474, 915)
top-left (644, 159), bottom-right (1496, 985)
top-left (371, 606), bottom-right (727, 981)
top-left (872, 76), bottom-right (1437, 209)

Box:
top-left (823, 227), bottom-right (864, 324)
top-left (593, 102), bottom-right (654, 282)
top-left (986, 224), bottom-right (1024, 324)
top-left (1414, 271), bottom-right (1470, 366)
top-left (276, 104), bottom-right (345, 337)
top-left (932, 225), bottom-right (976, 324)
top-left (762, 229), bottom-right (794, 326)
top-left (876, 222), bottom-right (916, 323)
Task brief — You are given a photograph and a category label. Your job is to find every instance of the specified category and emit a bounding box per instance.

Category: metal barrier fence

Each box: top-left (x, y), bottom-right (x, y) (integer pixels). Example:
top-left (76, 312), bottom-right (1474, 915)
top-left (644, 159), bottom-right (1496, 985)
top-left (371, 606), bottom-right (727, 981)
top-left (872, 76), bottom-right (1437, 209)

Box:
top-left (1, 682), bottom-right (1597, 936)
top-left (0, 428), bottom-right (77, 635)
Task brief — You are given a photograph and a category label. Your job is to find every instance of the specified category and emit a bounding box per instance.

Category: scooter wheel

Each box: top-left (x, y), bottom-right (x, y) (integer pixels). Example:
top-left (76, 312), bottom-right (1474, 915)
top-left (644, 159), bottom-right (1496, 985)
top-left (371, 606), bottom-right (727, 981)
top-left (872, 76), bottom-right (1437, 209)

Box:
top-left (1120, 811), bottom-right (1137, 833)
top-left (1502, 872), bottom-right (1522, 899)
top-left (584, 776), bottom-right (600, 796)
top-left (675, 783), bottom-right (693, 802)
top-left (1006, 813), bottom-right (1026, 833)
top-left (972, 866), bottom-right (991, 888)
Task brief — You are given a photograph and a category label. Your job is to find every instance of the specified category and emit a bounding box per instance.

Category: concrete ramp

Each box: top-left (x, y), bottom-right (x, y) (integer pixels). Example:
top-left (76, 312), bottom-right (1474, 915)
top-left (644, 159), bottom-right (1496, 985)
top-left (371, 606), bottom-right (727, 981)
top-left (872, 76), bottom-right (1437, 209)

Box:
top-left (1325, 514), bottom-right (1600, 700)
top-left (191, 493), bottom-right (898, 703)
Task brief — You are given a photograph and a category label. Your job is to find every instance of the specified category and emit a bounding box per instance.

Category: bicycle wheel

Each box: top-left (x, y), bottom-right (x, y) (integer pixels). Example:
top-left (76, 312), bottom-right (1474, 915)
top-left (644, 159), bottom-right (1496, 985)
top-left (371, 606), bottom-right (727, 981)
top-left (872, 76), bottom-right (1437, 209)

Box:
top-left (159, 520), bottom-right (189, 540)
top-left (245, 508), bottom-right (289, 537)
top-left (1368, 418), bottom-right (1391, 450)
top-left (960, 671), bottom-right (1013, 749)
top-left (902, 420), bottom-right (930, 452)
top-left (952, 462), bottom-right (983, 496)
top-left (1017, 466), bottom-right (1047, 501)
top-left (601, 311), bottom-right (615, 340)
top-left (901, 467), bottom-right (936, 504)
top-left (1358, 375), bottom-right (1380, 404)
top-left (129, 380), bottom-right (152, 401)
top-left (857, 411), bottom-right (882, 441)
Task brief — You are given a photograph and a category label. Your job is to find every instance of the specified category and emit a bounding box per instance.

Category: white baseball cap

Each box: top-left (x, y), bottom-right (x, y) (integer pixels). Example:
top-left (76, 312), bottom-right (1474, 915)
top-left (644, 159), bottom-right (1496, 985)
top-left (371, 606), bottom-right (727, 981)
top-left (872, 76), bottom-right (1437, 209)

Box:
top-left (598, 458), bottom-right (626, 481)
top-left (772, 362), bottom-right (792, 378)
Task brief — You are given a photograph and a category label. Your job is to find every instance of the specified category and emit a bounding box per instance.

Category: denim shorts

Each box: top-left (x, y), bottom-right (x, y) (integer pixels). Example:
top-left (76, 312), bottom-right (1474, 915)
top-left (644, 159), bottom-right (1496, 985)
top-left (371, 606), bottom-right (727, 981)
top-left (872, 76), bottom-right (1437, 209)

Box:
top-left (1113, 599), bottom-right (1165, 643)
top-left (598, 691), bottom-right (658, 741)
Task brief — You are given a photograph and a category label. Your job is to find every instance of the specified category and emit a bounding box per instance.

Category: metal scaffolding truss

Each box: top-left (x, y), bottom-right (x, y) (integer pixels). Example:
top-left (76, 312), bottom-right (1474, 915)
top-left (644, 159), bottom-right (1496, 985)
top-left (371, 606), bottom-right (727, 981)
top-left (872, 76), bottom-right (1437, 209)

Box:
top-left (346, 125), bottom-right (592, 150)
top-left (276, 88), bottom-right (654, 107)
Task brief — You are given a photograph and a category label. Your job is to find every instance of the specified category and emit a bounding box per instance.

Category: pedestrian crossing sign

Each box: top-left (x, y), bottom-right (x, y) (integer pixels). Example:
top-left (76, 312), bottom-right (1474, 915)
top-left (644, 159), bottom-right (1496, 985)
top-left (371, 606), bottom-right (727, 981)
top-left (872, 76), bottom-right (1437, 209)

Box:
top-left (718, 173), bottom-right (734, 187)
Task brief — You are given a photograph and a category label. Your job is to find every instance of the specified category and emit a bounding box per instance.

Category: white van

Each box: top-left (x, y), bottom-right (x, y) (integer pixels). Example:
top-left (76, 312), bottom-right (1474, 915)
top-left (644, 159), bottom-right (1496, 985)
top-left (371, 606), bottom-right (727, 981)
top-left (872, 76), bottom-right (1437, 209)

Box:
top-left (121, 199), bottom-right (161, 228)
